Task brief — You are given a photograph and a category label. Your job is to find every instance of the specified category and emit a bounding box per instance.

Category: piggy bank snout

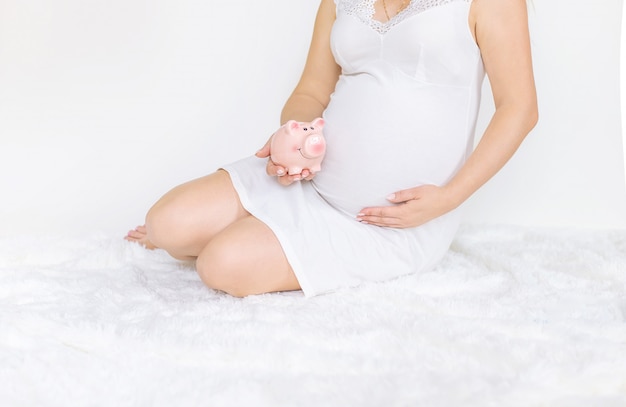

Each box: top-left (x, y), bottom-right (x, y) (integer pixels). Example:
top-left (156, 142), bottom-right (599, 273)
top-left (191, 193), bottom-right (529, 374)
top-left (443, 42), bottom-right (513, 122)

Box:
top-left (301, 135), bottom-right (326, 158)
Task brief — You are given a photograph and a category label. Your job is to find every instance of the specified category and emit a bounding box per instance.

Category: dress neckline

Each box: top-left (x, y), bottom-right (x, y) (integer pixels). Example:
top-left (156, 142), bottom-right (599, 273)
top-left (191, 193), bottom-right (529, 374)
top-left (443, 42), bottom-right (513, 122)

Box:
top-left (339, 0), bottom-right (470, 35)
top-left (369, 0), bottom-right (413, 25)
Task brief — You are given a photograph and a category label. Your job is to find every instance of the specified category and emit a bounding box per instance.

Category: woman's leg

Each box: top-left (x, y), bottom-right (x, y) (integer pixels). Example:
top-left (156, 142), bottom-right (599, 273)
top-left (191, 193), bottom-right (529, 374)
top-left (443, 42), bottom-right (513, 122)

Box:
top-left (126, 169), bottom-right (300, 296)
top-left (126, 170), bottom-right (249, 260)
top-left (196, 215), bottom-right (301, 297)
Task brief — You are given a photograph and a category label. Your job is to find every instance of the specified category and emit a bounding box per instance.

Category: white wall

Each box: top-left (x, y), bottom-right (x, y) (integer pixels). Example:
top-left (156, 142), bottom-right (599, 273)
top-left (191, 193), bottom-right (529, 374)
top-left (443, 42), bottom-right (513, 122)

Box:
top-left (0, 0), bottom-right (320, 237)
top-left (0, 0), bottom-right (625, 237)
top-left (623, 0), bottom-right (626, 187)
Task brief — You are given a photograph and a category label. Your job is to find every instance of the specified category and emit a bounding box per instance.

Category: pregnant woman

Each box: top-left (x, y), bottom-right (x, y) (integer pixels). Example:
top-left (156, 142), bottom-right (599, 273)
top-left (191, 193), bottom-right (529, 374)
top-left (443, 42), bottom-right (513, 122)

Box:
top-left (126, 0), bottom-right (538, 297)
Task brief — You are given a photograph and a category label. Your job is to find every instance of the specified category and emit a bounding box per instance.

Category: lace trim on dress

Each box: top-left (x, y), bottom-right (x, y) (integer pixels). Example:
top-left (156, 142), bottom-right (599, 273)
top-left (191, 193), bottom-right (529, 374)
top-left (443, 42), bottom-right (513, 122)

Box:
top-left (338, 0), bottom-right (471, 35)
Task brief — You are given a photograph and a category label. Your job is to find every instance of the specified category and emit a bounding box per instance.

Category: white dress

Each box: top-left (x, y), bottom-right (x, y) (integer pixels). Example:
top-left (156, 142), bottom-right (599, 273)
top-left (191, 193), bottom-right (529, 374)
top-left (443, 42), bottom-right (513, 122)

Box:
top-left (222, 0), bottom-right (485, 296)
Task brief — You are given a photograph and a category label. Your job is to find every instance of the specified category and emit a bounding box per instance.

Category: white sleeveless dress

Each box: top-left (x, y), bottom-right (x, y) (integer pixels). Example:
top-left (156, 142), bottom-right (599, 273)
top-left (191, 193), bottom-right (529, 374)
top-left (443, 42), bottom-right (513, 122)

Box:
top-left (222, 0), bottom-right (485, 296)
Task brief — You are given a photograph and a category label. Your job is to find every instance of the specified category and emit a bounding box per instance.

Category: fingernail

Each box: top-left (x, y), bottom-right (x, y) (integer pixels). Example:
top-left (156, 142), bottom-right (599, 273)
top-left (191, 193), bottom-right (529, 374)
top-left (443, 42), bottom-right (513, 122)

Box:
top-left (386, 194), bottom-right (396, 200)
top-left (277, 169), bottom-right (285, 176)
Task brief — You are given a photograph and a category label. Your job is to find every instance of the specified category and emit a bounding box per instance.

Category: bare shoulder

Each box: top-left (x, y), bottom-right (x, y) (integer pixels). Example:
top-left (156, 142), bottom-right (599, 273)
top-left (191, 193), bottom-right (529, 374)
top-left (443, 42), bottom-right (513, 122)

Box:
top-left (469, 0), bottom-right (531, 56)
top-left (471, 0), bottom-right (529, 12)
top-left (471, 0), bottom-right (530, 28)
top-left (471, 0), bottom-right (536, 112)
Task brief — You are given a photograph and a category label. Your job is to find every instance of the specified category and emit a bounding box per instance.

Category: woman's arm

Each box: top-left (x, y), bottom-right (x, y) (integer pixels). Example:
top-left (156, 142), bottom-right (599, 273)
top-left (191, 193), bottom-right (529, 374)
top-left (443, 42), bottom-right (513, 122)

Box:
top-left (256, 0), bottom-right (341, 184)
top-left (280, 0), bottom-right (341, 123)
top-left (444, 0), bottom-right (538, 207)
top-left (357, 0), bottom-right (538, 228)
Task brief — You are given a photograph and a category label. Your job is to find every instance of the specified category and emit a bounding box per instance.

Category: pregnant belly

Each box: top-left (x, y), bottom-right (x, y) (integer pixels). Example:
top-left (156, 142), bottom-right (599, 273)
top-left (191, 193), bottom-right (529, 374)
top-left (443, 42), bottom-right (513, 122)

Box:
top-left (312, 80), bottom-right (470, 216)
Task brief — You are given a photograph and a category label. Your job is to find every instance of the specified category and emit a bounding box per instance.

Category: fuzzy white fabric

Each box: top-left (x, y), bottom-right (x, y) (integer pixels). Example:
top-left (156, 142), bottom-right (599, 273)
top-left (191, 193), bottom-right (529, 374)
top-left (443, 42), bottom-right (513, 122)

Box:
top-left (1, 225), bottom-right (625, 407)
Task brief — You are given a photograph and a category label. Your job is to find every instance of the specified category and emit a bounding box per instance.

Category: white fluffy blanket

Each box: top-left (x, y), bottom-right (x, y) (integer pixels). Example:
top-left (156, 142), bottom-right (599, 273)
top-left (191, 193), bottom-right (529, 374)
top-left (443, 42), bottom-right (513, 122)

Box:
top-left (1, 225), bottom-right (625, 406)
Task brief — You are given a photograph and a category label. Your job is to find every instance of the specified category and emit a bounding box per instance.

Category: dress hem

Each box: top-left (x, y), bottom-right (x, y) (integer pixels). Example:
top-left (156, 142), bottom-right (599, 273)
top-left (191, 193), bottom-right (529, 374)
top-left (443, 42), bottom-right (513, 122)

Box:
top-left (220, 164), bottom-right (320, 298)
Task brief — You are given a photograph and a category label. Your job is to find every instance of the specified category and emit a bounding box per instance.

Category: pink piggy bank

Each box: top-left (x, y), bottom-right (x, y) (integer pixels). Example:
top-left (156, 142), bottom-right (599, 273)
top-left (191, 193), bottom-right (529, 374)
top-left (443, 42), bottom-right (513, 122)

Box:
top-left (270, 118), bottom-right (326, 175)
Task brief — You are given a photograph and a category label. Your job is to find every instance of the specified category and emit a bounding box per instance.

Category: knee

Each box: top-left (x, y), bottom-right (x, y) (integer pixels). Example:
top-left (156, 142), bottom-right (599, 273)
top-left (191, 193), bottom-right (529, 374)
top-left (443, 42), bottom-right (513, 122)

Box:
top-left (144, 203), bottom-right (167, 248)
top-left (196, 242), bottom-right (249, 297)
top-left (144, 201), bottom-right (181, 254)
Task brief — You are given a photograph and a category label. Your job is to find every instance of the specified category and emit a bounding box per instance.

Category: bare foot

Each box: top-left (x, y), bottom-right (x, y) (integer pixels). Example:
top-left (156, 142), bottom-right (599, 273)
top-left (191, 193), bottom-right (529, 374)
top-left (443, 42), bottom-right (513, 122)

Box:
top-left (124, 225), bottom-right (158, 250)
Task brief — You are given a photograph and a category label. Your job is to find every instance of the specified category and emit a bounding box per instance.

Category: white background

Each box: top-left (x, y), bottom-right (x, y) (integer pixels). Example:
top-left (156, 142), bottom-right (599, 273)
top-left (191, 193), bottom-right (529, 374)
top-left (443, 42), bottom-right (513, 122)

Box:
top-left (0, 0), bottom-right (624, 237)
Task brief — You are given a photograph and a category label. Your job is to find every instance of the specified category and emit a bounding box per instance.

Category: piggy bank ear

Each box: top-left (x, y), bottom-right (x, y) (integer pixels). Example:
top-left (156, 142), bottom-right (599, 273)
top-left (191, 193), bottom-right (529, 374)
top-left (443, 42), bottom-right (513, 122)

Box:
top-left (311, 118), bottom-right (325, 129)
top-left (288, 121), bottom-right (300, 131)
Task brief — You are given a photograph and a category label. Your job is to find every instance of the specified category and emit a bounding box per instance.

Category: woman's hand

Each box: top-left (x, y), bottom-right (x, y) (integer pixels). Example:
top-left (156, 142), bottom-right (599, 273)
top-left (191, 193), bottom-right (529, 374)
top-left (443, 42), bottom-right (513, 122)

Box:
top-left (356, 185), bottom-right (458, 228)
top-left (256, 137), bottom-right (315, 186)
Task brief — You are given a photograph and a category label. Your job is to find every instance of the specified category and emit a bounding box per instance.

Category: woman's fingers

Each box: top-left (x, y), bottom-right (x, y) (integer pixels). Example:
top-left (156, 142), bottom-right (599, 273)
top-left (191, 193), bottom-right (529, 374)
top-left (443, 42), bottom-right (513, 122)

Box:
top-left (255, 138), bottom-right (272, 158)
top-left (257, 134), bottom-right (316, 185)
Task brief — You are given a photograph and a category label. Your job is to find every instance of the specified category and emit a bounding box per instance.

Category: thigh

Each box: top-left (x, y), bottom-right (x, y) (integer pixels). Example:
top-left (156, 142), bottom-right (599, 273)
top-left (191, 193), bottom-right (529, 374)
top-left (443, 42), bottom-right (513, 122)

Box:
top-left (146, 170), bottom-right (249, 258)
top-left (196, 216), bottom-right (300, 297)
